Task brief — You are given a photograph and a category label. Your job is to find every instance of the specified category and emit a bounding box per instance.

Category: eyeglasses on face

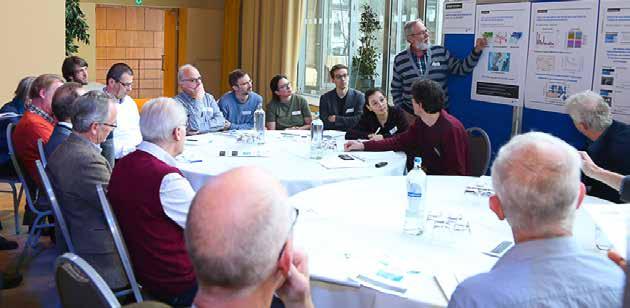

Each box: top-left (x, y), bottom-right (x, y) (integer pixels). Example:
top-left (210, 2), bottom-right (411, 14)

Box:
top-left (277, 207), bottom-right (300, 260)
top-left (116, 80), bottom-right (133, 88)
top-left (239, 80), bottom-right (253, 87)
top-left (183, 77), bottom-right (203, 84)
top-left (278, 81), bottom-right (292, 90)
top-left (99, 122), bottom-right (118, 129)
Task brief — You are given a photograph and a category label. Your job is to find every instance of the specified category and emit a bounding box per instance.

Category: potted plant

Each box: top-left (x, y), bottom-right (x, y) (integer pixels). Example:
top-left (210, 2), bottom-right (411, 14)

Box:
top-left (66, 0), bottom-right (90, 55)
top-left (351, 4), bottom-right (381, 92)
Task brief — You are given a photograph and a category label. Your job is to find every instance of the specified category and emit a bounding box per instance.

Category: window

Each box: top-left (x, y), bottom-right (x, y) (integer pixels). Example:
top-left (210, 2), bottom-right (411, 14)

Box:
top-left (423, 0), bottom-right (446, 45)
top-left (298, 0), bottom-right (420, 101)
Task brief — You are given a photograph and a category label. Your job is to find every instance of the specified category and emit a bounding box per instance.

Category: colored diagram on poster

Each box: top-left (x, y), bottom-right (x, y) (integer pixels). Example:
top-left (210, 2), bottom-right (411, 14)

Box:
top-left (593, 1), bottom-right (630, 124)
top-left (524, 1), bottom-right (597, 114)
top-left (471, 2), bottom-right (531, 107)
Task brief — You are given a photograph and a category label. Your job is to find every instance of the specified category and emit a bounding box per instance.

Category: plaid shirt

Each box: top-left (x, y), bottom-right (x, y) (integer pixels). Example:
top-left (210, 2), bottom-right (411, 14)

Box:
top-left (27, 104), bottom-right (54, 124)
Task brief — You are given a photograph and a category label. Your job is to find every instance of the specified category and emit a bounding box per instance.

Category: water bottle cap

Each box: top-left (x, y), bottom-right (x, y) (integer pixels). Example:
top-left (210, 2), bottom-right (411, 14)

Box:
top-left (414, 157), bottom-right (422, 164)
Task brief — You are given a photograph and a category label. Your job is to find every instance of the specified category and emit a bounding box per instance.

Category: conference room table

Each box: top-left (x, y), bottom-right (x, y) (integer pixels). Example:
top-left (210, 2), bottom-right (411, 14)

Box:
top-left (176, 130), bottom-right (407, 194)
top-left (288, 176), bottom-right (615, 308)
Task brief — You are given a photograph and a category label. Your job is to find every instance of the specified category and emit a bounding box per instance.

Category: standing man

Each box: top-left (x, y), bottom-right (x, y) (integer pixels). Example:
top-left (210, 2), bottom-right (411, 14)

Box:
top-left (218, 69), bottom-right (263, 130)
top-left (565, 90), bottom-right (630, 203)
top-left (103, 63), bottom-right (142, 163)
top-left (319, 64), bottom-right (365, 131)
top-left (448, 132), bottom-right (624, 307)
top-left (174, 64), bottom-right (229, 134)
top-left (391, 19), bottom-right (487, 122)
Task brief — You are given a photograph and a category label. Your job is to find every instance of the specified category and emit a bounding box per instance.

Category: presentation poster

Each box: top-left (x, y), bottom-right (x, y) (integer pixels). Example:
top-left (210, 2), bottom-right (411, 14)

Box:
top-left (470, 2), bottom-right (531, 106)
top-left (524, 1), bottom-right (598, 114)
top-left (442, 0), bottom-right (476, 34)
top-left (593, 0), bottom-right (630, 124)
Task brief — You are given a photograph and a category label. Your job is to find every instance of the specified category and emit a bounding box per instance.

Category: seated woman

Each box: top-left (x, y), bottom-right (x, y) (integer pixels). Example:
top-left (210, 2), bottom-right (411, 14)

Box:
top-left (344, 80), bottom-right (470, 175)
top-left (345, 88), bottom-right (408, 140)
top-left (265, 74), bottom-right (312, 130)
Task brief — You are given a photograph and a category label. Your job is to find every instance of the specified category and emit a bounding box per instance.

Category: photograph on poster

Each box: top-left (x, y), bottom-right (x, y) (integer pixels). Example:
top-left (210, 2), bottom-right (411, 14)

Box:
top-left (488, 52), bottom-right (511, 72)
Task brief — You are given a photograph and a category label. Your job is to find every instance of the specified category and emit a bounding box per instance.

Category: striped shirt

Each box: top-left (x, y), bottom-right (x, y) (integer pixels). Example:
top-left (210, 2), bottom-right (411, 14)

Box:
top-left (391, 45), bottom-right (481, 112)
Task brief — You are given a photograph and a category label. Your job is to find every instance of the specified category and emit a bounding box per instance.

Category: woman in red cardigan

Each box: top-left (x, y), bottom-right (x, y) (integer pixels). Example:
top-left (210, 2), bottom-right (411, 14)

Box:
top-left (345, 79), bottom-right (470, 175)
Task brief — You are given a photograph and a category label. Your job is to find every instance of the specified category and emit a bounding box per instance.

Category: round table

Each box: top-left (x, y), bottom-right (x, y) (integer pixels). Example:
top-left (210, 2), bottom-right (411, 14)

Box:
top-left (288, 176), bottom-right (612, 308)
top-left (176, 130), bottom-right (407, 194)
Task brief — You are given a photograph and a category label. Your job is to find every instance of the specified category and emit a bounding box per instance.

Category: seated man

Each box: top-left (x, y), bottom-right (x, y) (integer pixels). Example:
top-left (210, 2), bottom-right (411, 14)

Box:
top-left (186, 167), bottom-right (313, 308)
top-left (319, 64), bottom-right (365, 131)
top-left (448, 132), bottom-right (624, 307)
top-left (566, 90), bottom-right (630, 203)
top-left (13, 74), bottom-right (64, 186)
top-left (44, 82), bottom-right (86, 158)
top-left (47, 91), bottom-right (127, 289)
top-left (174, 64), bottom-right (229, 134)
top-left (218, 69), bottom-right (263, 130)
top-left (345, 79), bottom-right (469, 175)
top-left (61, 56), bottom-right (89, 86)
top-left (103, 63), bottom-right (142, 162)
top-left (107, 97), bottom-right (197, 306)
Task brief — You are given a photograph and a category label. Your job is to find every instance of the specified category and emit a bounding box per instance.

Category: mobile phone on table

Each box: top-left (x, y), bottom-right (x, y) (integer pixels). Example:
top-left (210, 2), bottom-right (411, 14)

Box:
top-left (338, 154), bottom-right (355, 160)
top-left (483, 241), bottom-right (513, 257)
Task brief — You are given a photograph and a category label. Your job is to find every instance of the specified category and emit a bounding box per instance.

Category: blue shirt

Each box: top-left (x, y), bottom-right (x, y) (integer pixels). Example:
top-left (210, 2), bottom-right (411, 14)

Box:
top-left (586, 120), bottom-right (630, 203)
top-left (174, 92), bottom-right (226, 133)
top-left (449, 237), bottom-right (624, 308)
top-left (218, 91), bottom-right (262, 130)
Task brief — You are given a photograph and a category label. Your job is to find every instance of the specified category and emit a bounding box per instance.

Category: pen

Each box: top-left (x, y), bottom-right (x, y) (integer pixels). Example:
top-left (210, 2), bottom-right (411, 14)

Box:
top-left (189, 160), bottom-right (202, 163)
top-left (187, 139), bottom-right (198, 141)
top-left (374, 127), bottom-right (381, 135)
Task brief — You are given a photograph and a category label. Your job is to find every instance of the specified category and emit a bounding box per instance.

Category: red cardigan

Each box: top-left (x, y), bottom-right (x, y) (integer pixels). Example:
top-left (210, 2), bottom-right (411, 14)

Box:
top-left (364, 110), bottom-right (470, 175)
top-left (13, 111), bottom-right (53, 185)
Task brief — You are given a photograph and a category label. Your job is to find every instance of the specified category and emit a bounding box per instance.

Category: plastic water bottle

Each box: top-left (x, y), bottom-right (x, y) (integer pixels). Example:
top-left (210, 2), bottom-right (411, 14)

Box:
top-left (254, 103), bottom-right (265, 144)
top-left (310, 118), bottom-right (324, 159)
top-left (404, 157), bottom-right (427, 235)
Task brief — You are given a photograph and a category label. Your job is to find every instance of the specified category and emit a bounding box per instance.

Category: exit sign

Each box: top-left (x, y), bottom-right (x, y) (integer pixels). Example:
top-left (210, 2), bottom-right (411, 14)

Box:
top-left (135, 0), bottom-right (143, 5)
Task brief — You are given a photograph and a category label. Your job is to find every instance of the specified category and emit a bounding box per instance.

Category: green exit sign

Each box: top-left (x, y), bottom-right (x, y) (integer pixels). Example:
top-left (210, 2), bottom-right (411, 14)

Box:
top-left (135, 0), bottom-right (143, 5)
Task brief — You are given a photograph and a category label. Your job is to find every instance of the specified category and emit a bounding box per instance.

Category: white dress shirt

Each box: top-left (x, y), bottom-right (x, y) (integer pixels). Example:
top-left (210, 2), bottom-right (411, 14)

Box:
top-left (113, 95), bottom-right (142, 159)
top-left (136, 141), bottom-right (195, 228)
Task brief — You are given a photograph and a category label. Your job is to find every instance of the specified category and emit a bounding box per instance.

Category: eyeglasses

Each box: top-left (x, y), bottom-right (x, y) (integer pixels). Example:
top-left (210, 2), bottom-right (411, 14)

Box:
top-left (99, 122), bottom-right (118, 129)
top-left (334, 74), bottom-right (349, 80)
top-left (239, 80), bottom-right (253, 87)
top-left (277, 207), bottom-right (300, 260)
top-left (278, 82), bottom-right (292, 90)
top-left (116, 80), bottom-right (133, 88)
top-left (183, 77), bottom-right (203, 84)
top-left (408, 29), bottom-right (430, 37)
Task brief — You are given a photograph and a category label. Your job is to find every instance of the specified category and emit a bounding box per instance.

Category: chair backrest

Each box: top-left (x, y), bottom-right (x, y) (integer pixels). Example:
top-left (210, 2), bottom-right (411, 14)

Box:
top-left (55, 252), bottom-right (120, 308)
top-left (36, 159), bottom-right (75, 253)
top-left (6, 123), bottom-right (37, 210)
top-left (96, 185), bottom-right (143, 303)
top-left (37, 138), bottom-right (47, 167)
top-left (466, 127), bottom-right (491, 177)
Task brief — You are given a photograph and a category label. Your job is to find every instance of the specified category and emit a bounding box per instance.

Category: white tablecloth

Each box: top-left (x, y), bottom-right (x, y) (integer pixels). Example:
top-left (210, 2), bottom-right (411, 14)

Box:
top-left (288, 176), bottom-right (613, 308)
top-left (176, 130), bottom-right (407, 194)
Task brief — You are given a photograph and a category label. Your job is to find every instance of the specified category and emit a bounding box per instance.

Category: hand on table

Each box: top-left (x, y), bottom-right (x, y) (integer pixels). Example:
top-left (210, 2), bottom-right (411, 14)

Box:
top-left (276, 250), bottom-right (313, 308)
top-left (368, 134), bottom-right (383, 141)
top-left (344, 140), bottom-right (365, 151)
top-left (223, 120), bottom-right (231, 130)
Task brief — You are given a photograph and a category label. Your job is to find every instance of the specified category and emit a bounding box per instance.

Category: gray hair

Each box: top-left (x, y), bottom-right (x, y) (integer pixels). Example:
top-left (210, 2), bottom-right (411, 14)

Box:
top-left (404, 19), bottom-right (425, 37)
top-left (491, 132), bottom-right (582, 234)
top-left (177, 64), bottom-right (198, 83)
top-left (186, 191), bottom-right (293, 291)
top-left (565, 90), bottom-right (612, 131)
top-left (72, 91), bottom-right (115, 133)
top-left (140, 97), bottom-right (188, 143)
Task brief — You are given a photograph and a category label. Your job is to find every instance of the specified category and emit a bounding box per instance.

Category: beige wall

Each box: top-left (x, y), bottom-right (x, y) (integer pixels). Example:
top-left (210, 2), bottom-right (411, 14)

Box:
top-left (186, 8), bottom-right (224, 97)
top-left (0, 0), bottom-right (66, 102)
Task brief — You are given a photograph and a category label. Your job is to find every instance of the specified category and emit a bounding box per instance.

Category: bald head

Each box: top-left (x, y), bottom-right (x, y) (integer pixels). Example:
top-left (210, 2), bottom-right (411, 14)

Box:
top-left (491, 132), bottom-right (582, 234)
top-left (186, 167), bottom-right (293, 292)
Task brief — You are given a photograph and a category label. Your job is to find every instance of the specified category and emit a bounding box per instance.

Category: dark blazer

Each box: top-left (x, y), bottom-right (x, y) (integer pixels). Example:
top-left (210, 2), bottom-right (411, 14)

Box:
top-left (47, 133), bottom-right (128, 289)
top-left (44, 123), bottom-right (72, 159)
top-left (346, 105), bottom-right (409, 140)
top-left (319, 88), bottom-right (365, 131)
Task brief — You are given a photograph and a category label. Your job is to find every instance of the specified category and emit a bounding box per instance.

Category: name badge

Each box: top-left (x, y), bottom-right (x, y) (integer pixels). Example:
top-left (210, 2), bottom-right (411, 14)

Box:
top-left (241, 110), bottom-right (252, 115)
top-left (389, 126), bottom-right (398, 135)
top-left (431, 61), bottom-right (441, 67)
top-left (204, 106), bottom-right (213, 113)
top-left (291, 111), bottom-right (302, 116)
top-left (345, 108), bottom-right (354, 113)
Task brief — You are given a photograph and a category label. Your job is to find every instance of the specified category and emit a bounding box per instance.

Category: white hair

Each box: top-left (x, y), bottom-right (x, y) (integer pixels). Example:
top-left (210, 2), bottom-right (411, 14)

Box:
top-left (139, 97), bottom-right (187, 143)
top-left (177, 64), bottom-right (198, 83)
top-left (565, 90), bottom-right (612, 131)
top-left (491, 132), bottom-right (582, 234)
top-left (404, 19), bottom-right (425, 37)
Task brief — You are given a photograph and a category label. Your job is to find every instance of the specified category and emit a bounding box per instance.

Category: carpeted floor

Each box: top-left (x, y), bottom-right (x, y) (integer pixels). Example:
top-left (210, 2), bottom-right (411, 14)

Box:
top-left (0, 183), bottom-right (59, 308)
